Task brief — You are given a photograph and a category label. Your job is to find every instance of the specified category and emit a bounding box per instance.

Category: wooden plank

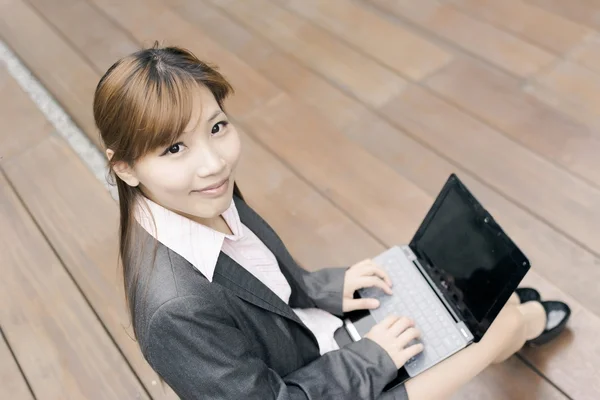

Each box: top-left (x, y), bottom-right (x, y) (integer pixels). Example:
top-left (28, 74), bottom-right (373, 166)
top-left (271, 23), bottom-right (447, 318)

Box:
top-left (204, 0), bottom-right (407, 108)
top-left (163, 0), bottom-right (276, 67)
top-left (526, 0), bottom-right (600, 30)
top-left (367, 0), bottom-right (556, 77)
top-left (448, 0), bottom-right (592, 54)
top-left (0, 159), bottom-right (148, 400)
top-left (0, 0), bottom-right (102, 148)
top-left (0, 64), bottom-right (52, 161)
top-left (25, 0), bottom-right (141, 72)
top-left (83, 0), bottom-right (280, 117)
top-left (236, 128), bottom-right (385, 268)
top-left (241, 93), bottom-right (431, 243)
top-left (525, 59), bottom-right (600, 130)
top-left (2, 134), bottom-right (177, 399)
top-left (271, 0), bottom-right (453, 81)
top-left (379, 84), bottom-right (600, 258)
top-left (569, 34), bottom-right (600, 74)
top-left (520, 272), bottom-right (600, 400)
top-left (253, 52), bottom-right (369, 131)
top-left (451, 357), bottom-right (567, 400)
top-left (0, 332), bottom-right (33, 400)
top-left (424, 56), bottom-right (600, 187)
top-left (162, 0), bottom-right (366, 131)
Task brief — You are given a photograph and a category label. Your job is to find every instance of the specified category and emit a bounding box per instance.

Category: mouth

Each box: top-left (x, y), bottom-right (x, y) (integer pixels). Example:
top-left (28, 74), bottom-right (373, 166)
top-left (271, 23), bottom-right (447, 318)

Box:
top-left (192, 178), bottom-right (230, 196)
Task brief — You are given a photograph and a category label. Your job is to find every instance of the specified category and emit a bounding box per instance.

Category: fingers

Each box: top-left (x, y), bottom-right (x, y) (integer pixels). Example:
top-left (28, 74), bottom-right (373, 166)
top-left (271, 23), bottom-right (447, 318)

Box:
top-left (397, 327), bottom-right (421, 348)
top-left (389, 317), bottom-right (414, 337)
top-left (344, 298), bottom-right (380, 312)
top-left (353, 260), bottom-right (393, 284)
top-left (399, 341), bottom-right (424, 365)
top-left (380, 314), bottom-right (402, 329)
top-left (361, 265), bottom-right (393, 287)
top-left (358, 276), bottom-right (393, 295)
top-left (351, 259), bottom-right (393, 286)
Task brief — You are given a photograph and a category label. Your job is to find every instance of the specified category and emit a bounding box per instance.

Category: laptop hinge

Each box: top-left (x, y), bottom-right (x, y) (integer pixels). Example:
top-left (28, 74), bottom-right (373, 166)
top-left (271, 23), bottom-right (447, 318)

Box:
top-left (403, 245), bottom-right (464, 325)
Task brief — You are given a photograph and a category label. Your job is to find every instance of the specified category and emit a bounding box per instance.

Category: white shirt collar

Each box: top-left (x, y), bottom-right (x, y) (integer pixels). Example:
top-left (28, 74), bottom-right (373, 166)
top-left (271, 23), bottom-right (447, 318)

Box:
top-left (134, 196), bottom-right (244, 282)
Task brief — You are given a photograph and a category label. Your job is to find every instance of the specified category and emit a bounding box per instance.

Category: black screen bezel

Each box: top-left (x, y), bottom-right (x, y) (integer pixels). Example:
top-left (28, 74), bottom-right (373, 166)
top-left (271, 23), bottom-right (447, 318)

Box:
top-left (409, 174), bottom-right (530, 342)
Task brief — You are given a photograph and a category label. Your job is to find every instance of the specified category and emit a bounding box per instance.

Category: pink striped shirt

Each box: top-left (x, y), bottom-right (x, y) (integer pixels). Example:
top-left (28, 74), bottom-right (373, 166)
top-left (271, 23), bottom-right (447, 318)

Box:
top-left (135, 197), bottom-right (343, 355)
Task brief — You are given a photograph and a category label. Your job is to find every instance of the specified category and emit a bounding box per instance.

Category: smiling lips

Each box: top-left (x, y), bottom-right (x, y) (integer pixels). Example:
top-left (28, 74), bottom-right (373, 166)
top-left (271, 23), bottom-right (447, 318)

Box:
top-left (192, 178), bottom-right (230, 196)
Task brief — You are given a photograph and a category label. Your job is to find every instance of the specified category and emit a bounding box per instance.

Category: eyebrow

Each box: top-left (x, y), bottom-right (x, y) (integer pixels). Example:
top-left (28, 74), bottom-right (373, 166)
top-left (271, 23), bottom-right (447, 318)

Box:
top-left (208, 109), bottom-right (224, 122)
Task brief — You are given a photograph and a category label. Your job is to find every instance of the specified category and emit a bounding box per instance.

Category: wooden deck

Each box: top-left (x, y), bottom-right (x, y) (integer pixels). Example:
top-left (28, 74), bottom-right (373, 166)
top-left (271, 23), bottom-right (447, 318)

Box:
top-left (1, 0), bottom-right (599, 398)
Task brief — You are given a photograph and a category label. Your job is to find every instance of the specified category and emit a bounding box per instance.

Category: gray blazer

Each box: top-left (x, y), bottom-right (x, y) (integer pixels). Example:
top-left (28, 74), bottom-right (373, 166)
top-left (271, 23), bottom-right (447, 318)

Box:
top-left (132, 195), bottom-right (408, 399)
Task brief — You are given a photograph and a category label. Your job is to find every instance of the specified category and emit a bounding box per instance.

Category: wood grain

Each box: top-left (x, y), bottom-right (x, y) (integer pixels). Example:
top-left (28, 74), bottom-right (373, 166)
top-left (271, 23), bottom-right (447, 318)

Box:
top-left (0, 64), bottom-right (52, 161)
top-left (449, 0), bottom-right (592, 54)
top-left (206, 0), bottom-right (407, 108)
top-left (2, 134), bottom-right (178, 399)
top-left (525, 59), bottom-right (600, 130)
top-left (86, 0), bottom-right (281, 117)
top-left (367, 0), bottom-right (556, 77)
top-left (0, 332), bottom-right (33, 400)
top-left (25, 0), bottom-right (141, 72)
top-left (425, 56), bottom-right (600, 187)
top-left (272, 0), bottom-right (453, 80)
top-left (380, 85), bottom-right (600, 257)
top-left (520, 272), bottom-right (600, 399)
top-left (0, 0), bottom-right (101, 148)
top-left (0, 165), bottom-right (148, 400)
top-left (526, 0), bottom-right (600, 30)
top-left (569, 34), bottom-right (600, 74)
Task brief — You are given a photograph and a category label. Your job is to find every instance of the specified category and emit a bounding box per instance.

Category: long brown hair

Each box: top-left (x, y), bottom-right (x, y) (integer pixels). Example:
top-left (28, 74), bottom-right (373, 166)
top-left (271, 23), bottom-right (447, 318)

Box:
top-left (93, 42), bottom-right (242, 338)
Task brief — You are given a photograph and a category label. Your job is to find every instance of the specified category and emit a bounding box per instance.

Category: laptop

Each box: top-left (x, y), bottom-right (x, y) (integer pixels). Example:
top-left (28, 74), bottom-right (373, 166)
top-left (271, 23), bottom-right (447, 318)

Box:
top-left (343, 173), bottom-right (530, 389)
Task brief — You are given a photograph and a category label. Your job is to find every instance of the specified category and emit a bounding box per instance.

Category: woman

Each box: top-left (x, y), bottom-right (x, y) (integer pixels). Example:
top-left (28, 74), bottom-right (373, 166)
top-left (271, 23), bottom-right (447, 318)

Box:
top-left (93, 43), bottom-right (571, 399)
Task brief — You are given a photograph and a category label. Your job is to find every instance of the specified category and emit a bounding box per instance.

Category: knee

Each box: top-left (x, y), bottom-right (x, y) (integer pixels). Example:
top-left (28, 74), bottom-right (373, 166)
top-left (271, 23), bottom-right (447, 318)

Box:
top-left (483, 304), bottom-right (526, 346)
top-left (502, 305), bottom-right (525, 333)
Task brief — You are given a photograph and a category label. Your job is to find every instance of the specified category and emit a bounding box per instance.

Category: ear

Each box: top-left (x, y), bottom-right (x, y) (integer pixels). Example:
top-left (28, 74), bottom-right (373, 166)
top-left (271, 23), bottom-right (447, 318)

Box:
top-left (106, 149), bottom-right (140, 187)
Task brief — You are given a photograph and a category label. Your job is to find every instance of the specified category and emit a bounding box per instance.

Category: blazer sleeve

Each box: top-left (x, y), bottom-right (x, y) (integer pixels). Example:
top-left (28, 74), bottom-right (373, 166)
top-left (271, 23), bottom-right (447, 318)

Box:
top-left (298, 266), bottom-right (349, 317)
top-left (144, 295), bottom-right (398, 400)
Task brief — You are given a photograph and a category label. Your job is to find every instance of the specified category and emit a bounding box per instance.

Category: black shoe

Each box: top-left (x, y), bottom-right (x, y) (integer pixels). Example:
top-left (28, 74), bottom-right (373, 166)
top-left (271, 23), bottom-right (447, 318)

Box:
top-left (526, 301), bottom-right (571, 347)
top-left (516, 287), bottom-right (541, 303)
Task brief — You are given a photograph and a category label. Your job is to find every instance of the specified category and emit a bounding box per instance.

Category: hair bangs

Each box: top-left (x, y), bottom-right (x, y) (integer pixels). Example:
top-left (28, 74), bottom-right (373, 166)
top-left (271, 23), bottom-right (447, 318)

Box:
top-left (127, 68), bottom-right (200, 160)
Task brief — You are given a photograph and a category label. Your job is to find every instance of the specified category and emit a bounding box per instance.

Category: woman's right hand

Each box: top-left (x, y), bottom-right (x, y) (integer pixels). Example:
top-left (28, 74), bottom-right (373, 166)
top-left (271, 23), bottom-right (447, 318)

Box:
top-left (365, 315), bottom-right (424, 369)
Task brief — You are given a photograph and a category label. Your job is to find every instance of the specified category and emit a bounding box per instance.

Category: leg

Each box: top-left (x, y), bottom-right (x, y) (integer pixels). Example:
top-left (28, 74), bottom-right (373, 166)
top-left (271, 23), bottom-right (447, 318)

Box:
top-left (507, 292), bottom-right (520, 306)
top-left (404, 298), bottom-right (545, 400)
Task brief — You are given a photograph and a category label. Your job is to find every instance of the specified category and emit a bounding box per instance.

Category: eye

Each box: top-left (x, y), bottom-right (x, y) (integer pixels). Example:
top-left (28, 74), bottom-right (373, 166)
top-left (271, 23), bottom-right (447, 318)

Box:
top-left (211, 121), bottom-right (229, 135)
top-left (161, 142), bottom-right (185, 156)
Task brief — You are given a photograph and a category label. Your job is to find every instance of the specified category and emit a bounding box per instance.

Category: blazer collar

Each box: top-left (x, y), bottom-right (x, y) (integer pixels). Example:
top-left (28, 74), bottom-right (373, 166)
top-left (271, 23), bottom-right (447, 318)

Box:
top-left (212, 197), bottom-right (304, 322)
top-left (212, 197), bottom-right (318, 346)
top-left (212, 252), bottom-right (304, 325)
top-left (136, 194), bottom-right (318, 344)
top-left (134, 195), bottom-right (245, 282)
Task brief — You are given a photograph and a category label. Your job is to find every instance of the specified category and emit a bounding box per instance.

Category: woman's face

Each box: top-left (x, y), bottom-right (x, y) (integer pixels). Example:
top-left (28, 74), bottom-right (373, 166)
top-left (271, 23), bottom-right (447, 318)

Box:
top-left (127, 85), bottom-right (241, 222)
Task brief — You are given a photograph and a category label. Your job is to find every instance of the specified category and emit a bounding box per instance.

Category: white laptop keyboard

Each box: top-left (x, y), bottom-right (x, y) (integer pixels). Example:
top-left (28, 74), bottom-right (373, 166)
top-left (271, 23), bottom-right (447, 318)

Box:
top-left (358, 246), bottom-right (467, 376)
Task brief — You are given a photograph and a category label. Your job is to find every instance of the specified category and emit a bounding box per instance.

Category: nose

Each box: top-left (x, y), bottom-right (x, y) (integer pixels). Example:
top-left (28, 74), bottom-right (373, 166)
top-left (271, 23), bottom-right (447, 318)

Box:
top-left (194, 146), bottom-right (226, 178)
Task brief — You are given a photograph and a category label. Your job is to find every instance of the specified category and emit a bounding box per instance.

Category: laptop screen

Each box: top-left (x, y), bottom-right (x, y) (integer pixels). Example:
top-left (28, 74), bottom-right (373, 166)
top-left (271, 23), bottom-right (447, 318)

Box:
top-left (410, 175), bottom-right (529, 335)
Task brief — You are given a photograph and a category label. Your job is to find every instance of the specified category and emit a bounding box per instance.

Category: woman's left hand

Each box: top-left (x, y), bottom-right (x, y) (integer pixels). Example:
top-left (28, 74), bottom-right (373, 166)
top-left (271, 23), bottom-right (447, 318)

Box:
top-left (342, 259), bottom-right (393, 312)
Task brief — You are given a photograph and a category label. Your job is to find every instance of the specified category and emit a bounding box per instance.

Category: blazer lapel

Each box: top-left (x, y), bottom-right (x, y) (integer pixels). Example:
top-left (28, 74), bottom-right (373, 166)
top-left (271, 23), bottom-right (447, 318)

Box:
top-left (212, 197), bottom-right (320, 349)
top-left (212, 251), bottom-right (304, 326)
top-left (233, 198), bottom-right (307, 287)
